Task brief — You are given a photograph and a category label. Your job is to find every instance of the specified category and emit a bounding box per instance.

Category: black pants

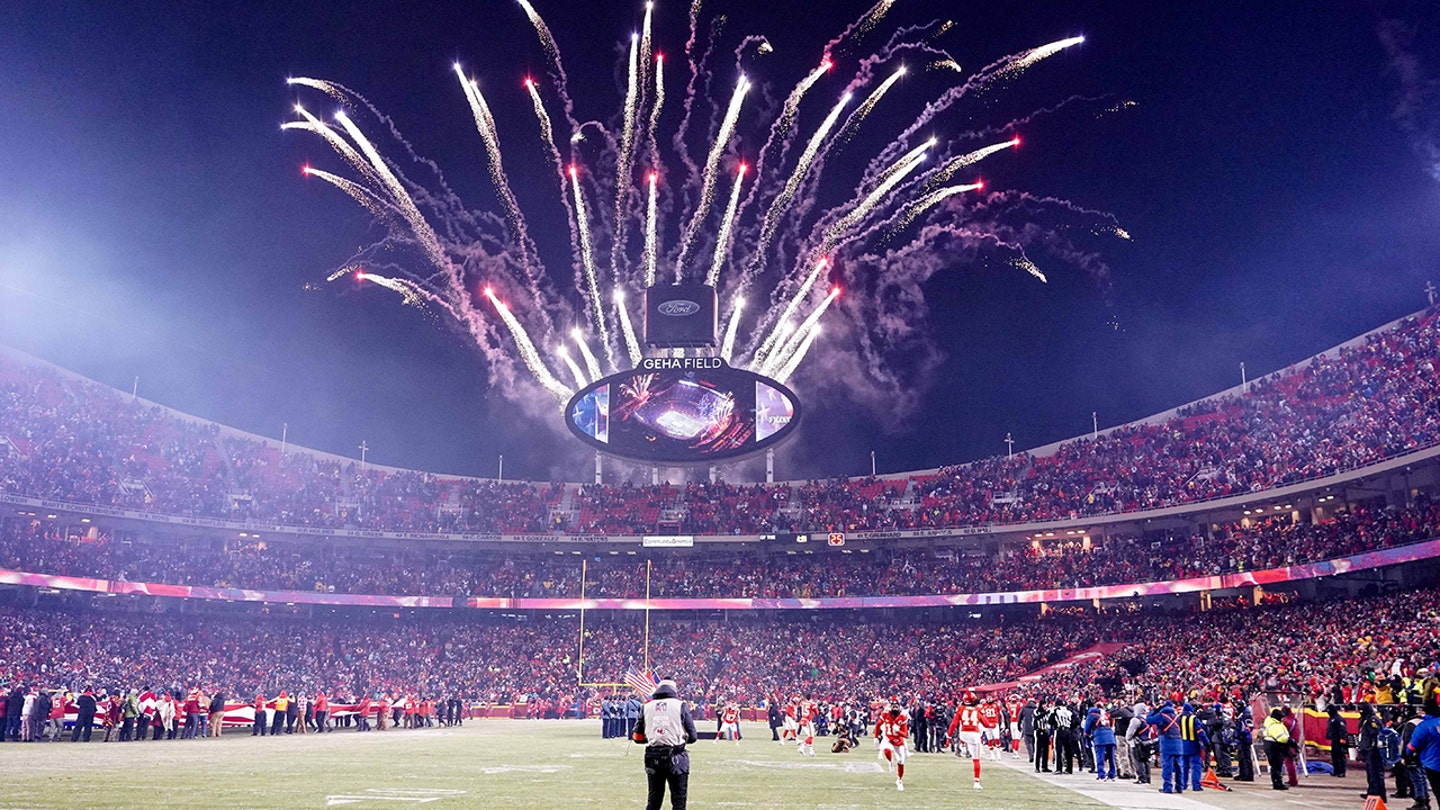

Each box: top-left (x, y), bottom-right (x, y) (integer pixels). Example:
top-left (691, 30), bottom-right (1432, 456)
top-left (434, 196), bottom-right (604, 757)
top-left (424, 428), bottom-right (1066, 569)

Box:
top-left (644, 752), bottom-right (689, 810)
top-left (120, 717), bottom-right (134, 742)
top-left (1266, 741), bottom-right (1287, 789)
top-left (270, 711), bottom-right (285, 736)
top-left (1056, 732), bottom-right (1075, 773)
top-left (71, 716), bottom-right (94, 742)
top-left (1365, 751), bottom-right (1388, 798)
top-left (1428, 769), bottom-right (1440, 803)
top-left (253, 714), bottom-right (266, 736)
top-left (1236, 740), bottom-right (1254, 781)
top-left (1331, 743), bottom-right (1348, 777)
top-left (315, 711), bottom-right (326, 732)
top-left (1035, 732), bottom-right (1051, 771)
top-left (1132, 743), bottom-right (1151, 783)
top-left (1215, 743), bottom-right (1233, 776)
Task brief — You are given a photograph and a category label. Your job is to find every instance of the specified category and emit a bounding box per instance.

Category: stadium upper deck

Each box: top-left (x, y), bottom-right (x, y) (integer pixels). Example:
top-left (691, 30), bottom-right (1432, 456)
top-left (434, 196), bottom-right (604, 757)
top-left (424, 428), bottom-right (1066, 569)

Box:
top-left (3, 306), bottom-right (1439, 547)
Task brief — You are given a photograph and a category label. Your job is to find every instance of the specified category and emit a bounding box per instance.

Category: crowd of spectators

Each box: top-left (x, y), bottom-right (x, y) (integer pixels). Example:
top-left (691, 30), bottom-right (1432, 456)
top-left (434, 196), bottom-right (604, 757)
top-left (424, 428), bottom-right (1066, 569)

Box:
top-left (3, 309), bottom-right (1440, 536)
top-left (1, 586), bottom-right (1436, 713)
top-left (3, 499), bottom-right (1437, 598)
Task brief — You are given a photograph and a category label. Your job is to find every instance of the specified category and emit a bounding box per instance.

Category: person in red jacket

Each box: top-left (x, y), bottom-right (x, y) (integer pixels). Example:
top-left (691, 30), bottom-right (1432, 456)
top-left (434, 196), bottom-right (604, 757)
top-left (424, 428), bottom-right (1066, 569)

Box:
top-left (251, 693), bottom-right (267, 737)
top-left (314, 691), bottom-right (329, 733)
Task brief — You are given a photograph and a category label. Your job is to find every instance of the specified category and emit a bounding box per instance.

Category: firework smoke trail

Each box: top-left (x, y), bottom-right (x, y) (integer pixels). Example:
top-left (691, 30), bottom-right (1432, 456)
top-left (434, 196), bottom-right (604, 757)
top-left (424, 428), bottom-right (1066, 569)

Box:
top-left (775, 323), bottom-right (820, 385)
top-left (302, 166), bottom-right (392, 221)
top-left (331, 111), bottom-right (453, 278)
top-left (525, 77), bottom-right (584, 273)
top-left (455, 67), bottom-right (542, 291)
top-left (285, 76), bottom-right (349, 106)
top-left (355, 271), bottom-right (426, 307)
top-left (483, 288), bottom-right (571, 401)
top-left (704, 162), bottom-right (748, 286)
top-left (818, 139), bottom-right (933, 258)
top-left (869, 36), bottom-right (1084, 180)
top-left (886, 181), bottom-right (984, 233)
top-left (719, 297), bottom-right (744, 363)
top-left (824, 0), bottom-right (896, 57)
top-left (751, 256), bottom-right (828, 369)
top-left (611, 34), bottom-right (642, 285)
top-left (615, 290), bottom-right (643, 366)
top-left (746, 91), bottom-right (851, 279)
top-left (765, 285), bottom-right (841, 376)
top-left (572, 330), bottom-right (603, 382)
top-left (646, 53), bottom-right (666, 166)
top-left (843, 65), bottom-right (904, 135)
top-left (671, 0), bottom-right (709, 196)
top-left (644, 172), bottom-right (660, 286)
top-left (923, 138), bottom-right (1020, 189)
top-left (1012, 257), bottom-right (1048, 282)
top-left (674, 74), bottom-right (749, 275)
top-left (516, 0), bottom-right (581, 138)
top-left (989, 35), bottom-right (1086, 82)
top-left (557, 347), bottom-right (589, 390)
top-left (567, 165), bottom-right (615, 367)
top-left (284, 104), bottom-right (383, 187)
top-left (929, 59), bottom-right (962, 72)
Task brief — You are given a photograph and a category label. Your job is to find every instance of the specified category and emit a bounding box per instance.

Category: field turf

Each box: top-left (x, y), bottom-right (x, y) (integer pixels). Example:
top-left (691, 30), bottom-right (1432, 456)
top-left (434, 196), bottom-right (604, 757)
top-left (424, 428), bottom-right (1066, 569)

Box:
top-left (0, 720), bottom-right (1364, 810)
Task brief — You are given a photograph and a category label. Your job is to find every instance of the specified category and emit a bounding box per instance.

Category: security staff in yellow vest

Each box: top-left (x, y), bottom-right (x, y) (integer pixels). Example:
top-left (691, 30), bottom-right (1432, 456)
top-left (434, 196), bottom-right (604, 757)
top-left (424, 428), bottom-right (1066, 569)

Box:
top-left (1178, 704), bottom-right (1209, 792)
top-left (1263, 708), bottom-right (1292, 791)
top-left (632, 680), bottom-right (698, 810)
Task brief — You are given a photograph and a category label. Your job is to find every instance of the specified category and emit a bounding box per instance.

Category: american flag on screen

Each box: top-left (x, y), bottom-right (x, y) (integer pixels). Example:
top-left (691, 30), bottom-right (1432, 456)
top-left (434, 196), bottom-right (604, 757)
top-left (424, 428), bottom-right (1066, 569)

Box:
top-left (623, 668), bottom-right (658, 696)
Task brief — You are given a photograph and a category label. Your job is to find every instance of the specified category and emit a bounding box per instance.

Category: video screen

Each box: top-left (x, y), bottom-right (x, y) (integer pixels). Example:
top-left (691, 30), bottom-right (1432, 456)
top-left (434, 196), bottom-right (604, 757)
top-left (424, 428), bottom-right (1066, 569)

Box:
top-left (566, 365), bottom-right (799, 463)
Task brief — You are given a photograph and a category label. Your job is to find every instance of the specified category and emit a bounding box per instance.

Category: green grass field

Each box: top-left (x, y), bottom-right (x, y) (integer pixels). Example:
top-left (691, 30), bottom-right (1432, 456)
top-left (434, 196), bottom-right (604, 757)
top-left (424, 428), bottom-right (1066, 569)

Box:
top-left (0, 721), bottom-right (1367, 810)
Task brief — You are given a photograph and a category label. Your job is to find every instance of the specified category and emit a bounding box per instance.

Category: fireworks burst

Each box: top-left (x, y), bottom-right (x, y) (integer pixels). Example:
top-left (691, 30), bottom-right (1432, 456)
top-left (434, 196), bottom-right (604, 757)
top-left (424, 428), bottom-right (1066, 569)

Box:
top-left (286, 1), bottom-right (1117, 411)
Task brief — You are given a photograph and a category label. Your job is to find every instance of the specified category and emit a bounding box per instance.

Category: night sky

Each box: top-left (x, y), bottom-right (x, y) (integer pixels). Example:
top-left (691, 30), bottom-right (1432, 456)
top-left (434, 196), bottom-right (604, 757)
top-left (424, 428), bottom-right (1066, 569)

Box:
top-left (2, 0), bottom-right (1439, 483)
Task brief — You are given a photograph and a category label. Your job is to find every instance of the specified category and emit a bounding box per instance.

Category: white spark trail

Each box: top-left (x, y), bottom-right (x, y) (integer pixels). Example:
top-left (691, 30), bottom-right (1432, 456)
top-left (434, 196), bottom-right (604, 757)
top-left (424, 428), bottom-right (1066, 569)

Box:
top-left (675, 75), bottom-right (749, 275)
top-left (751, 257), bottom-right (827, 368)
top-left (455, 68), bottom-right (537, 282)
top-left (749, 91), bottom-right (851, 274)
top-left (766, 286), bottom-right (841, 375)
top-left (568, 166), bottom-right (615, 367)
top-left (302, 167), bottom-right (392, 221)
top-left (705, 163), bottom-right (747, 286)
top-left (924, 138), bottom-right (1019, 188)
top-left (645, 172), bottom-right (660, 286)
top-left (775, 323), bottom-right (821, 385)
top-left (573, 331), bottom-right (603, 382)
top-left (821, 139), bottom-right (932, 253)
top-left (483, 289), bottom-right (572, 401)
top-left (611, 33), bottom-right (642, 284)
top-left (889, 181), bottom-right (984, 232)
top-left (332, 111), bottom-right (452, 277)
top-left (615, 292), bottom-right (643, 367)
top-left (719, 298), bottom-right (745, 363)
top-left (557, 347), bottom-right (589, 390)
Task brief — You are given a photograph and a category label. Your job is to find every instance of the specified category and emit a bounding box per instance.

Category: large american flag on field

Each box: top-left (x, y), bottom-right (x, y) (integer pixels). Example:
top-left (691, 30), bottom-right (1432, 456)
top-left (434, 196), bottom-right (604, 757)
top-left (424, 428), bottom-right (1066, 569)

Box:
top-left (623, 668), bottom-right (658, 696)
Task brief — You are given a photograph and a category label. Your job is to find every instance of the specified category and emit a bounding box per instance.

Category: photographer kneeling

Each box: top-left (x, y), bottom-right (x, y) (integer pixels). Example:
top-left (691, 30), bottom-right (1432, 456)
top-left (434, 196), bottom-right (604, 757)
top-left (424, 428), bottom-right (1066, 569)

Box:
top-left (632, 680), bottom-right (699, 810)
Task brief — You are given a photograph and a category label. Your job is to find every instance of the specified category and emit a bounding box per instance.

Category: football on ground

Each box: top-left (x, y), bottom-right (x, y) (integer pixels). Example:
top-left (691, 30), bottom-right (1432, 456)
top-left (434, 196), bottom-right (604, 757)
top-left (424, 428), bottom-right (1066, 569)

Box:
top-left (0, 720), bottom-right (1359, 810)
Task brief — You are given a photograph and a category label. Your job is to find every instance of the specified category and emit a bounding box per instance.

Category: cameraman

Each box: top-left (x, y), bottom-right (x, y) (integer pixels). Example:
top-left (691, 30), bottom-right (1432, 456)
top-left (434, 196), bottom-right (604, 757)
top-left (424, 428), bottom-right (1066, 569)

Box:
top-left (632, 680), bottom-right (698, 810)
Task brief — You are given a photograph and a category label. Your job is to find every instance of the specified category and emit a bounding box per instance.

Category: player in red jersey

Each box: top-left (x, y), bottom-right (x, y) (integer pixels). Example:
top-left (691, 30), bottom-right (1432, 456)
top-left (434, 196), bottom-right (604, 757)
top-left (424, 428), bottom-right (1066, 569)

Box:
top-left (782, 697), bottom-right (798, 743)
top-left (979, 697), bottom-right (1003, 761)
top-left (947, 690), bottom-right (985, 790)
top-left (796, 695), bottom-right (818, 756)
top-left (1006, 694), bottom-right (1025, 758)
top-left (719, 703), bottom-right (741, 744)
top-left (875, 697), bottom-right (910, 792)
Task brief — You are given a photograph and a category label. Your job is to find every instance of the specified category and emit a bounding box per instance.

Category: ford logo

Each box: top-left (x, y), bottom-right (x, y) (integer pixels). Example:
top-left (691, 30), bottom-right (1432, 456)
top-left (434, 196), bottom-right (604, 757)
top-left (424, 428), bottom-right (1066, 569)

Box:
top-left (658, 300), bottom-right (700, 316)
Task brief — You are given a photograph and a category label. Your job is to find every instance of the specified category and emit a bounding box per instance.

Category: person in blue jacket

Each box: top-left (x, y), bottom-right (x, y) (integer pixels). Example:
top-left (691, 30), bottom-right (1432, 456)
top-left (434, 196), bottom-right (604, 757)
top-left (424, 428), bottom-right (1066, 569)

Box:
top-left (1179, 703), bottom-right (1211, 791)
top-left (1147, 701), bottom-right (1186, 794)
top-left (1085, 703), bottom-right (1118, 781)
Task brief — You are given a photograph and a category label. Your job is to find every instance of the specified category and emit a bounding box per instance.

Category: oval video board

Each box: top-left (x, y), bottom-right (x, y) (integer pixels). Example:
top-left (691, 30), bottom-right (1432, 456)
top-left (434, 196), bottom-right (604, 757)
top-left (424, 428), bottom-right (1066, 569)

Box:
top-left (565, 358), bottom-right (801, 464)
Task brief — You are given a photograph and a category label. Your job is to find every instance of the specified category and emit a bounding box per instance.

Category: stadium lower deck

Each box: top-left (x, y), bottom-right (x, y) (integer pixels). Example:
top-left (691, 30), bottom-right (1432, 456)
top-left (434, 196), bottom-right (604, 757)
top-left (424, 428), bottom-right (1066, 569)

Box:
top-left (0, 720), bottom-right (1375, 810)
